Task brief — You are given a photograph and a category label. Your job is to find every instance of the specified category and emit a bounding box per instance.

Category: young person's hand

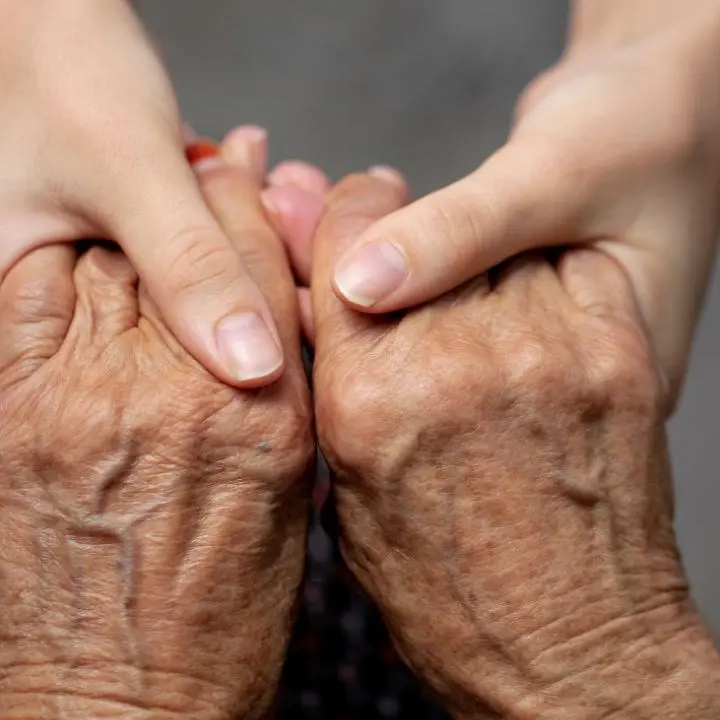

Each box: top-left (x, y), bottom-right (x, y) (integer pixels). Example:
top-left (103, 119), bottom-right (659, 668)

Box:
top-left (0, 0), bottom-right (286, 387)
top-left (329, 2), bottom-right (720, 405)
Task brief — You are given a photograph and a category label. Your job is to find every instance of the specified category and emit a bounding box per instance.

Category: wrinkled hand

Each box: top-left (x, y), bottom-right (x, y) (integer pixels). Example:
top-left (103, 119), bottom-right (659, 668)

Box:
top-left (328, 7), bottom-right (720, 404)
top-left (0, 0), bottom-right (287, 387)
top-left (0, 143), bottom-right (314, 718)
top-left (312, 173), bottom-right (720, 718)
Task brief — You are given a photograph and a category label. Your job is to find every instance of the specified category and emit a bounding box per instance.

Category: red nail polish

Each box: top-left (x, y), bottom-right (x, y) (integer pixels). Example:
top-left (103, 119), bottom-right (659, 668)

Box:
top-left (186, 140), bottom-right (221, 166)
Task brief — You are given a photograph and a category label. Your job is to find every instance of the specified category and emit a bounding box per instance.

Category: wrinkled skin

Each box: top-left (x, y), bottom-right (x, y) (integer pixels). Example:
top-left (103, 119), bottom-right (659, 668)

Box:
top-left (0, 157), bottom-right (314, 718)
top-left (312, 174), bottom-right (720, 719)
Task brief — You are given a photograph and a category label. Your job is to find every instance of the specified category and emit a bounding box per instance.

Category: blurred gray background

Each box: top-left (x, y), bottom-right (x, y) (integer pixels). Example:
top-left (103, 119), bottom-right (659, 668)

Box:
top-left (136, 0), bottom-right (719, 638)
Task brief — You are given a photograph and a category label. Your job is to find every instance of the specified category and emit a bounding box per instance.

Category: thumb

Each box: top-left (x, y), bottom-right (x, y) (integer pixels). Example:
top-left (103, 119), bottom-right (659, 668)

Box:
top-left (332, 143), bottom-right (594, 312)
top-left (102, 131), bottom-right (285, 388)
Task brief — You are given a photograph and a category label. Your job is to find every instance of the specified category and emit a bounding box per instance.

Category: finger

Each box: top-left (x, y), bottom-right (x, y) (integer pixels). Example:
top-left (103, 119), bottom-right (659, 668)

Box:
top-left (101, 132), bottom-right (284, 389)
top-left (558, 249), bottom-right (641, 323)
top-left (312, 168), bottom-right (409, 352)
top-left (492, 252), bottom-right (565, 309)
top-left (268, 161), bottom-right (330, 196)
top-left (263, 160), bottom-right (330, 286)
top-left (332, 143), bottom-right (594, 312)
top-left (221, 125), bottom-right (269, 184)
top-left (0, 245), bottom-right (76, 379)
top-left (557, 247), bottom-right (668, 403)
top-left (261, 184), bottom-right (325, 286)
top-left (196, 138), bottom-right (303, 366)
top-left (72, 245), bottom-right (139, 344)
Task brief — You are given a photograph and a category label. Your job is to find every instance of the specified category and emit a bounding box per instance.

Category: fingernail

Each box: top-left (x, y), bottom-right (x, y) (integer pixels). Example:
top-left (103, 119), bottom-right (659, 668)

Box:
top-left (260, 189), bottom-right (286, 231)
top-left (192, 156), bottom-right (226, 174)
top-left (334, 241), bottom-right (408, 307)
top-left (186, 140), bottom-right (222, 167)
top-left (223, 125), bottom-right (268, 179)
top-left (216, 312), bottom-right (283, 382)
top-left (268, 161), bottom-right (329, 196)
top-left (368, 165), bottom-right (405, 187)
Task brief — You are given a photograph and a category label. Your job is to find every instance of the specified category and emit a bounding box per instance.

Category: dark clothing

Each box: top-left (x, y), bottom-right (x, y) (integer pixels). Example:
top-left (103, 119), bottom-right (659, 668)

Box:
top-left (277, 465), bottom-right (449, 719)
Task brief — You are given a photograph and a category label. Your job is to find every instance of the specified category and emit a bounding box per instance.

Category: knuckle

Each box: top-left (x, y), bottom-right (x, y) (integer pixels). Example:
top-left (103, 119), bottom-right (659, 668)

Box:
top-left (241, 391), bottom-right (315, 479)
top-left (504, 336), bottom-right (573, 402)
top-left (321, 368), bottom-right (382, 432)
top-left (324, 173), bottom-right (405, 226)
top-left (231, 228), bottom-right (285, 271)
top-left (506, 339), bottom-right (553, 387)
top-left (586, 330), bottom-right (660, 414)
top-left (2, 275), bottom-right (73, 327)
top-left (271, 396), bottom-right (315, 463)
top-left (318, 343), bottom-right (489, 472)
top-left (318, 368), bottom-right (395, 468)
top-left (188, 383), bottom-right (315, 491)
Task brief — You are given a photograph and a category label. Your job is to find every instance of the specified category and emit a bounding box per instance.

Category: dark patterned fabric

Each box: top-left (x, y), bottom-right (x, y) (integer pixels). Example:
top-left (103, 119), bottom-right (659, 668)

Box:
top-left (277, 459), bottom-right (450, 719)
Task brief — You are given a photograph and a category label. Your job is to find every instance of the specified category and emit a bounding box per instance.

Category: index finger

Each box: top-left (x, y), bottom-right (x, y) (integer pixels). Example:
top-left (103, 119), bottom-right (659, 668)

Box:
top-left (190, 135), bottom-right (303, 369)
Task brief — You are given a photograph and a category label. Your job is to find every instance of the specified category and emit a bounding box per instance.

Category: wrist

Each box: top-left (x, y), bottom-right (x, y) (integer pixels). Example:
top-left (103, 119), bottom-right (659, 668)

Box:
top-left (0, 668), bottom-right (274, 719)
top-left (449, 602), bottom-right (720, 720)
top-left (531, 621), bottom-right (720, 719)
top-left (560, 0), bottom-right (720, 162)
top-left (514, 607), bottom-right (720, 720)
top-left (569, 0), bottom-right (720, 49)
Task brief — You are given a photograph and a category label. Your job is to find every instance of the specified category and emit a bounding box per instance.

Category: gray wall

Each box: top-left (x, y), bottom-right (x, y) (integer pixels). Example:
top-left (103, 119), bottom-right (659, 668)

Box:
top-left (137, 0), bottom-right (719, 639)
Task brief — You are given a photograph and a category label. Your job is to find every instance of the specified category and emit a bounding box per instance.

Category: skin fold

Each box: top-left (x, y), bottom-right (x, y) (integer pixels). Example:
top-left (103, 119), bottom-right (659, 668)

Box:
top-left (0, 141), bottom-right (314, 719)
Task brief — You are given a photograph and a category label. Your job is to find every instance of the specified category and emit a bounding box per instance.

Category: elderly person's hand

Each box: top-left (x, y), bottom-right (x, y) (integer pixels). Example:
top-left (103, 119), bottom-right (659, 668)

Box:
top-left (312, 173), bottom-right (720, 719)
top-left (0, 137), bottom-right (314, 718)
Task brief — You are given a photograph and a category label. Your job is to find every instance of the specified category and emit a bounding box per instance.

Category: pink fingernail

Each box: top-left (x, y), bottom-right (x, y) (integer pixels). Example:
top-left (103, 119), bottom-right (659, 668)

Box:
top-left (261, 185), bottom-right (325, 231)
top-left (368, 165), bottom-right (405, 187)
top-left (261, 186), bottom-right (283, 217)
top-left (333, 241), bottom-right (408, 307)
top-left (191, 156), bottom-right (226, 174)
top-left (216, 312), bottom-right (283, 382)
top-left (222, 125), bottom-right (268, 179)
top-left (268, 161), bottom-right (329, 196)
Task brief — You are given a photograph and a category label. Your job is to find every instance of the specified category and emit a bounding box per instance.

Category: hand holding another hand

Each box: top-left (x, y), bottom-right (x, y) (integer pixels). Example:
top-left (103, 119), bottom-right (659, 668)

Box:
top-left (310, 172), bottom-right (720, 719)
top-left (0, 125), bottom-right (718, 717)
top-left (0, 0), bottom-right (291, 388)
top-left (0, 136), bottom-right (314, 718)
top-left (328, 8), bottom-right (720, 406)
